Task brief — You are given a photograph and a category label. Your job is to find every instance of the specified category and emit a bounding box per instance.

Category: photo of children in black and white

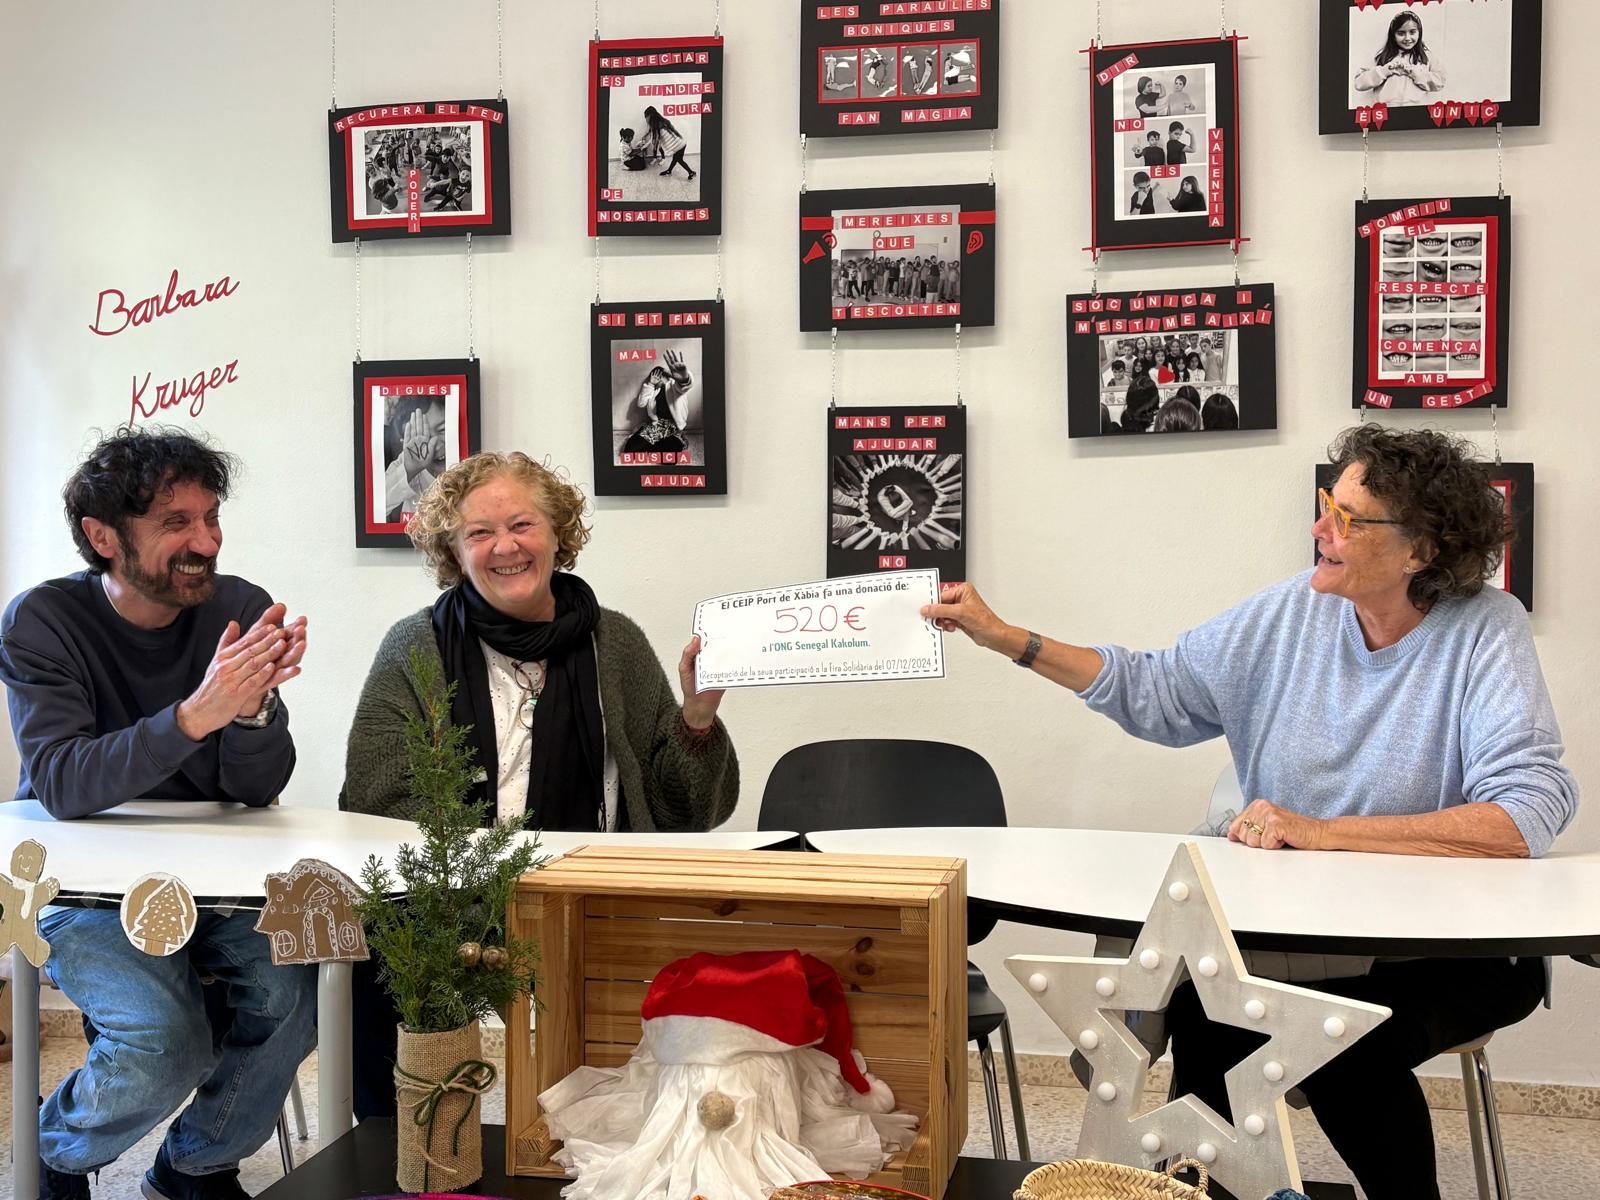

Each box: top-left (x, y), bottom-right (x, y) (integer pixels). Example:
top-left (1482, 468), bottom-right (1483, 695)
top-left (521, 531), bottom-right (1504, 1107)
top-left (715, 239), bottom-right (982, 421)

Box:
top-left (608, 73), bottom-right (702, 203)
top-left (901, 45), bottom-right (940, 96)
top-left (1095, 331), bottom-right (1241, 434)
top-left (830, 452), bottom-right (964, 556)
top-left (828, 204), bottom-right (962, 310)
top-left (608, 339), bottom-right (705, 467)
top-left (1372, 221), bottom-right (1489, 382)
top-left (941, 43), bottom-right (979, 94)
top-left (1115, 65), bottom-right (1214, 221)
top-left (860, 47), bottom-right (897, 98)
top-left (370, 388), bottom-right (463, 525)
top-left (823, 49), bottom-right (859, 97)
top-left (1344, 0), bottom-right (1512, 110)
top-left (356, 123), bottom-right (481, 219)
top-left (802, 3), bottom-right (998, 137)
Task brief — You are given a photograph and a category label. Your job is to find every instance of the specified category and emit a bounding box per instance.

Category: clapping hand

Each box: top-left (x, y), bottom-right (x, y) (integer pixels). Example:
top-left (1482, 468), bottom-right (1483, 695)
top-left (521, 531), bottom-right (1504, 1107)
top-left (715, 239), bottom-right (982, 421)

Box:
top-left (176, 604), bottom-right (308, 739)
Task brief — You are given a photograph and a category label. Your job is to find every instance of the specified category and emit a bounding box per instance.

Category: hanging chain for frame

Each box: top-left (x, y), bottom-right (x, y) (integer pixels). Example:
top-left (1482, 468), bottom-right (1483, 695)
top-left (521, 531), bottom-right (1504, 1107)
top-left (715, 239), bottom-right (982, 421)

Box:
top-left (715, 234), bottom-right (724, 301)
top-left (1091, 249), bottom-right (1099, 296)
top-left (593, 0), bottom-right (600, 41)
top-left (466, 233), bottom-right (475, 359)
top-left (1220, 0), bottom-right (1227, 38)
top-left (829, 327), bottom-right (838, 409)
top-left (353, 237), bottom-right (362, 363)
top-left (1496, 123), bottom-right (1504, 199)
top-left (496, 0), bottom-right (505, 100)
top-left (800, 134), bottom-right (809, 193)
top-left (1232, 240), bottom-right (1240, 287)
top-left (1359, 403), bottom-right (1368, 423)
top-left (330, 0), bottom-right (338, 108)
top-left (1095, 0), bottom-right (1103, 47)
top-left (713, 0), bottom-right (721, 36)
top-left (1361, 127), bottom-right (1369, 201)
top-left (954, 323), bottom-right (963, 407)
top-left (987, 129), bottom-right (996, 186)
top-left (1491, 403), bottom-right (1501, 464)
top-left (593, 237), bottom-right (601, 303)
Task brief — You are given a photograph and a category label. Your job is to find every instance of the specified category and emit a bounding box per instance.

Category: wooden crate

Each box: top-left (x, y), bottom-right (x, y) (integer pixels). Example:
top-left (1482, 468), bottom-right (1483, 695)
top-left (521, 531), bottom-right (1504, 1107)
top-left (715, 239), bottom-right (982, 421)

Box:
top-left (505, 845), bottom-right (967, 1199)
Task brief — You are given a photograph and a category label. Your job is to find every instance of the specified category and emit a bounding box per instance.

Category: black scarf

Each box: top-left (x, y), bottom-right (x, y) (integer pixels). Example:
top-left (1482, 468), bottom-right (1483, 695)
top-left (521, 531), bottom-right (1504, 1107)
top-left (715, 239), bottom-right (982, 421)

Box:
top-left (431, 573), bottom-right (605, 831)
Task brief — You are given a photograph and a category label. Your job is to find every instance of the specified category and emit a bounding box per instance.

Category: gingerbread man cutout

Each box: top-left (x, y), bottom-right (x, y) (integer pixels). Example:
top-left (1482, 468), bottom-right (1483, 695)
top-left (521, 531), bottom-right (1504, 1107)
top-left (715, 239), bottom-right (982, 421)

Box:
top-left (0, 840), bottom-right (60, 967)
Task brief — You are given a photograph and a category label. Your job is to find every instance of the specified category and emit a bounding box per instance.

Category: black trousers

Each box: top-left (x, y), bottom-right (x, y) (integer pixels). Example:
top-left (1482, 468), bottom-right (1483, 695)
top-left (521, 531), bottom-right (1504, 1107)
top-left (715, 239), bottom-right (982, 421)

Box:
top-left (352, 955), bottom-right (401, 1120)
top-left (1166, 956), bottom-right (1545, 1200)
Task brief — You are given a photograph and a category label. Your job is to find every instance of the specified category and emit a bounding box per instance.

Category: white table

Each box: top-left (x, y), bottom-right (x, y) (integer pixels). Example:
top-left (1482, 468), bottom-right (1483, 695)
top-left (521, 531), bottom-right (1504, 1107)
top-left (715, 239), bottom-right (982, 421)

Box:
top-left (804, 826), bottom-right (1600, 957)
top-left (0, 801), bottom-right (793, 1200)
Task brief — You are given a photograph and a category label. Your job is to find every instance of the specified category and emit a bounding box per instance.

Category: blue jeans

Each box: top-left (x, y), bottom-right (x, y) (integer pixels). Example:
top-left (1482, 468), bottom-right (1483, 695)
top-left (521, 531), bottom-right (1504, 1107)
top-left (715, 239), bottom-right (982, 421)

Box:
top-left (37, 906), bottom-right (316, 1176)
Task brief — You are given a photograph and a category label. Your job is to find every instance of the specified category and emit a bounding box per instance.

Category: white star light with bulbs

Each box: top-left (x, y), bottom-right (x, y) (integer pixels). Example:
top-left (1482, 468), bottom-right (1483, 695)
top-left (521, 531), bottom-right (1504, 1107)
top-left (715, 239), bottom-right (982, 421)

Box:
top-left (1007, 842), bottom-right (1391, 1200)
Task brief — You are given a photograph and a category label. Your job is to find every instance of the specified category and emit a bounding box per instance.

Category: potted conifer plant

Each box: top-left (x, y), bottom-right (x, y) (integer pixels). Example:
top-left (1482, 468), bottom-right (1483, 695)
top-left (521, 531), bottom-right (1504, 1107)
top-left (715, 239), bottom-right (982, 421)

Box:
top-left (357, 649), bottom-right (542, 1193)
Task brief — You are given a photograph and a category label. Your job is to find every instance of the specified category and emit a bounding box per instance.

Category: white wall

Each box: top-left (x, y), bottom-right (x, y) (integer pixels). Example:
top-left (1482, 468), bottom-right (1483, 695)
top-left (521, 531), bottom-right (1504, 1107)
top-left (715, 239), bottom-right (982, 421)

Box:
top-left (1, 1), bottom-right (1595, 1086)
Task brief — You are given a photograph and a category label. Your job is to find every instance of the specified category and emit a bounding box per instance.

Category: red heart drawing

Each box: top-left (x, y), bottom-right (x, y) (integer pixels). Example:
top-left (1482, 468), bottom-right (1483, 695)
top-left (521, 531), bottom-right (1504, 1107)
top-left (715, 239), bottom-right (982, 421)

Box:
top-left (1465, 102), bottom-right (1481, 126)
top-left (1482, 100), bottom-right (1501, 123)
top-left (1373, 103), bottom-right (1389, 129)
top-left (1429, 103), bottom-right (1445, 127)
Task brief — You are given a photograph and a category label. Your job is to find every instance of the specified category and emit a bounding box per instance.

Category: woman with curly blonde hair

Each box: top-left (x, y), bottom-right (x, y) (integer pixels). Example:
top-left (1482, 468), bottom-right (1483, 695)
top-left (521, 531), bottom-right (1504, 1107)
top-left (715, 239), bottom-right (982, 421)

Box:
top-left (341, 451), bottom-right (738, 1116)
top-left (342, 449), bottom-right (736, 832)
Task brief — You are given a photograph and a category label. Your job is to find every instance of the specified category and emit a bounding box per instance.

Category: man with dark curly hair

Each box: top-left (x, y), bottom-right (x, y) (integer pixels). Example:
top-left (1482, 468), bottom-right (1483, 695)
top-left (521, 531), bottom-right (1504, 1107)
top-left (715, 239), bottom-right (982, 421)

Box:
top-left (923, 424), bottom-right (1577, 1197)
top-left (0, 427), bottom-right (314, 1200)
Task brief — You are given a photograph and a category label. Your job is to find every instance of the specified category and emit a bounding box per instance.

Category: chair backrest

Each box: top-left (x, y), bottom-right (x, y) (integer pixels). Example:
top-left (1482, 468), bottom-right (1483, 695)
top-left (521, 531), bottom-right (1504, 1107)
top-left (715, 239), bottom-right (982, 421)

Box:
top-left (760, 739), bottom-right (1007, 946)
top-left (1205, 760), bottom-right (1244, 831)
top-left (758, 738), bottom-right (1007, 834)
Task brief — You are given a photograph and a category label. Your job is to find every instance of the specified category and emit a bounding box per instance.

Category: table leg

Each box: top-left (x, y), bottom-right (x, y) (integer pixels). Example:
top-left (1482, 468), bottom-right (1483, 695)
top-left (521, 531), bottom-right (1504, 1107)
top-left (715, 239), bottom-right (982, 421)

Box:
top-left (317, 961), bottom-right (353, 1147)
top-left (11, 947), bottom-right (40, 1200)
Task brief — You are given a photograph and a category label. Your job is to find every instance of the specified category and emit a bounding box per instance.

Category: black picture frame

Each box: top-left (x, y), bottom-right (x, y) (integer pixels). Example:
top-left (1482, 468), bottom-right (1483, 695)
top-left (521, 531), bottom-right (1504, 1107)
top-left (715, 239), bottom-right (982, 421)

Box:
top-left (352, 358), bottom-right (482, 548)
top-left (1318, 0), bottom-right (1542, 134)
top-left (1352, 195), bottom-right (1509, 411)
top-left (1087, 37), bottom-right (1241, 252)
top-left (327, 99), bottom-right (510, 243)
top-left (588, 37), bottom-right (724, 237)
top-left (800, 182), bottom-right (995, 332)
top-left (799, 0), bottom-right (1000, 138)
top-left (828, 405), bottom-right (966, 581)
top-left (1315, 461), bottom-right (1533, 610)
top-left (589, 299), bottom-right (727, 496)
top-left (1065, 283), bottom-right (1276, 438)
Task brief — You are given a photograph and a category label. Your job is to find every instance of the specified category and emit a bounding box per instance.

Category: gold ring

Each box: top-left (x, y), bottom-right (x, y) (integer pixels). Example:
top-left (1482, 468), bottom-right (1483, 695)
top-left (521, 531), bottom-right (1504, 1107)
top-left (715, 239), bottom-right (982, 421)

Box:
top-left (1244, 821), bottom-right (1266, 837)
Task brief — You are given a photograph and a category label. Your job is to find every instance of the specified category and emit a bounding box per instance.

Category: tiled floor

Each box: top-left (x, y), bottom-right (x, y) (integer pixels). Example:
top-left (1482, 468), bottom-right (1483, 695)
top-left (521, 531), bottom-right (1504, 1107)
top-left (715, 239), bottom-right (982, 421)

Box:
top-left (3, 1040), bottom-right (1598, 1198)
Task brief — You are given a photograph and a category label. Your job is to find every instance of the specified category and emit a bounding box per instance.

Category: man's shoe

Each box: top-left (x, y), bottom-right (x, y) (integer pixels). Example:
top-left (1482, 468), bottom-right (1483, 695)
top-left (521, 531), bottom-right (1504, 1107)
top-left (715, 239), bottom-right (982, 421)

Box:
top-left (141, 1145), bottom-right (250, 1200)
top-left (40, 1161), bottom-right (91, 1200)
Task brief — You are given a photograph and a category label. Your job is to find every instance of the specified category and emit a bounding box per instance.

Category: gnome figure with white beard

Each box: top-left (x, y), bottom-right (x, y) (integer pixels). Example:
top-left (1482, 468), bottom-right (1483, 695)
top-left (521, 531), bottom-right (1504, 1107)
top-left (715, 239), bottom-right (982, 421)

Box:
top-left (539, 948), bottom-right (919, 1200)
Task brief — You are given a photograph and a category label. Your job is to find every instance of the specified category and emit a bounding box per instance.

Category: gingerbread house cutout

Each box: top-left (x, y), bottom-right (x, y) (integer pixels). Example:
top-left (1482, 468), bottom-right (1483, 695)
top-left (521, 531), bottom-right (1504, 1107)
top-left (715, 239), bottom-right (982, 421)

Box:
top-left (254, 858), bottom-right (369, 966)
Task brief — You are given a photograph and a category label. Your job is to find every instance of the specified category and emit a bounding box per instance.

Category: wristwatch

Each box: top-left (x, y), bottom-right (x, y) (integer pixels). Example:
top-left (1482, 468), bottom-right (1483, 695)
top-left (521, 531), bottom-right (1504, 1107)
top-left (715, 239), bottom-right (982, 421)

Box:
top-left (232, 688), bottom-right (280, 729)
top-left (1014, 631), bottom-right (1043, 669)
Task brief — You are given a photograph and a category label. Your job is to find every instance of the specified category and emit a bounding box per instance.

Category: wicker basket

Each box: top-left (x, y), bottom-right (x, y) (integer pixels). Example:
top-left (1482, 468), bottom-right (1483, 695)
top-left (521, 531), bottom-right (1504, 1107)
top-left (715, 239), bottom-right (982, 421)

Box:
top-left (1014, 1158), bottom-right (1210, 1200)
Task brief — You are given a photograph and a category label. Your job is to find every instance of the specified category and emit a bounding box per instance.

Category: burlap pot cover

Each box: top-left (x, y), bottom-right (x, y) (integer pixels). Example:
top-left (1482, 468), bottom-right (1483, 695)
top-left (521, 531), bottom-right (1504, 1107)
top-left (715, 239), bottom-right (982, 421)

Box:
top-left (394, 1020), bottom-right (497, 1193)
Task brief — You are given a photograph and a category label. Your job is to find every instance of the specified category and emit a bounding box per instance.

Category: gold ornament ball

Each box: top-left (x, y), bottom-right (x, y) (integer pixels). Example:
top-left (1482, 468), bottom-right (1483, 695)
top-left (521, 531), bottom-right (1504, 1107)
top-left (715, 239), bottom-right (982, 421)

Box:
top-left (456, 941), bottom-right (483, 968)
top-left (696, 1090), bottom-right (736, 1130)
top-left (480, 945), bottom-right (508, 971)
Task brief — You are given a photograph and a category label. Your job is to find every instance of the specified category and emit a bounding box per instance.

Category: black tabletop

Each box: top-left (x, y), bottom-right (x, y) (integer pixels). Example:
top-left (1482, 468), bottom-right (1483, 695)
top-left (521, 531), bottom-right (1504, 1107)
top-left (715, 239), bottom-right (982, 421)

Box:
top-left (257, 1120), bottom-right (1355, 1200)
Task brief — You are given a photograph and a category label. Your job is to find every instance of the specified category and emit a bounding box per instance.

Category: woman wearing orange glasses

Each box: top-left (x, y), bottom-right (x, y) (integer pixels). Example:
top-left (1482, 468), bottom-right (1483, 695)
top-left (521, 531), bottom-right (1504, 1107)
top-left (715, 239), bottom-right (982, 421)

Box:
top-left (923, 424), bottom-right (1576, 1198)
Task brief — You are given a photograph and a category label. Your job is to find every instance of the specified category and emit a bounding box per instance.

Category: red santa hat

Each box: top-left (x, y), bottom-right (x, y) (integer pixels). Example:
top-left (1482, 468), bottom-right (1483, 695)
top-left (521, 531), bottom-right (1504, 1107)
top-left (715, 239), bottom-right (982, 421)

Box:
top-left (642, 949), bottom-right (875, 1096)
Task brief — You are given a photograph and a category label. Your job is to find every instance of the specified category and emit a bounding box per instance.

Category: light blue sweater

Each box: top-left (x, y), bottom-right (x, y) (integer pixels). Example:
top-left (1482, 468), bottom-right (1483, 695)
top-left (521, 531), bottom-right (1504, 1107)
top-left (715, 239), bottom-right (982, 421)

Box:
top-left (1079, 570), bottom-right (1577, 857)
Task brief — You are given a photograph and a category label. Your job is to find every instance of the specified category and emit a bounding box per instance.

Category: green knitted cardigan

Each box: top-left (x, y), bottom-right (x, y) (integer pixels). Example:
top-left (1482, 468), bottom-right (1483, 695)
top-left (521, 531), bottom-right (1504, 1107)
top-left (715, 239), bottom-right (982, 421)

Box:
top-left (339, 606), bottom-right (738, 831)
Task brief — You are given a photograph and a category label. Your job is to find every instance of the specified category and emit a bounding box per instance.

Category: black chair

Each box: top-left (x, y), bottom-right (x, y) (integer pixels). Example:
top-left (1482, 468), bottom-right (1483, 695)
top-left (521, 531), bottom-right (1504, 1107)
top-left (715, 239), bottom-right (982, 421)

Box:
top-left (759, 738), bottom-right (1030, 1159)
